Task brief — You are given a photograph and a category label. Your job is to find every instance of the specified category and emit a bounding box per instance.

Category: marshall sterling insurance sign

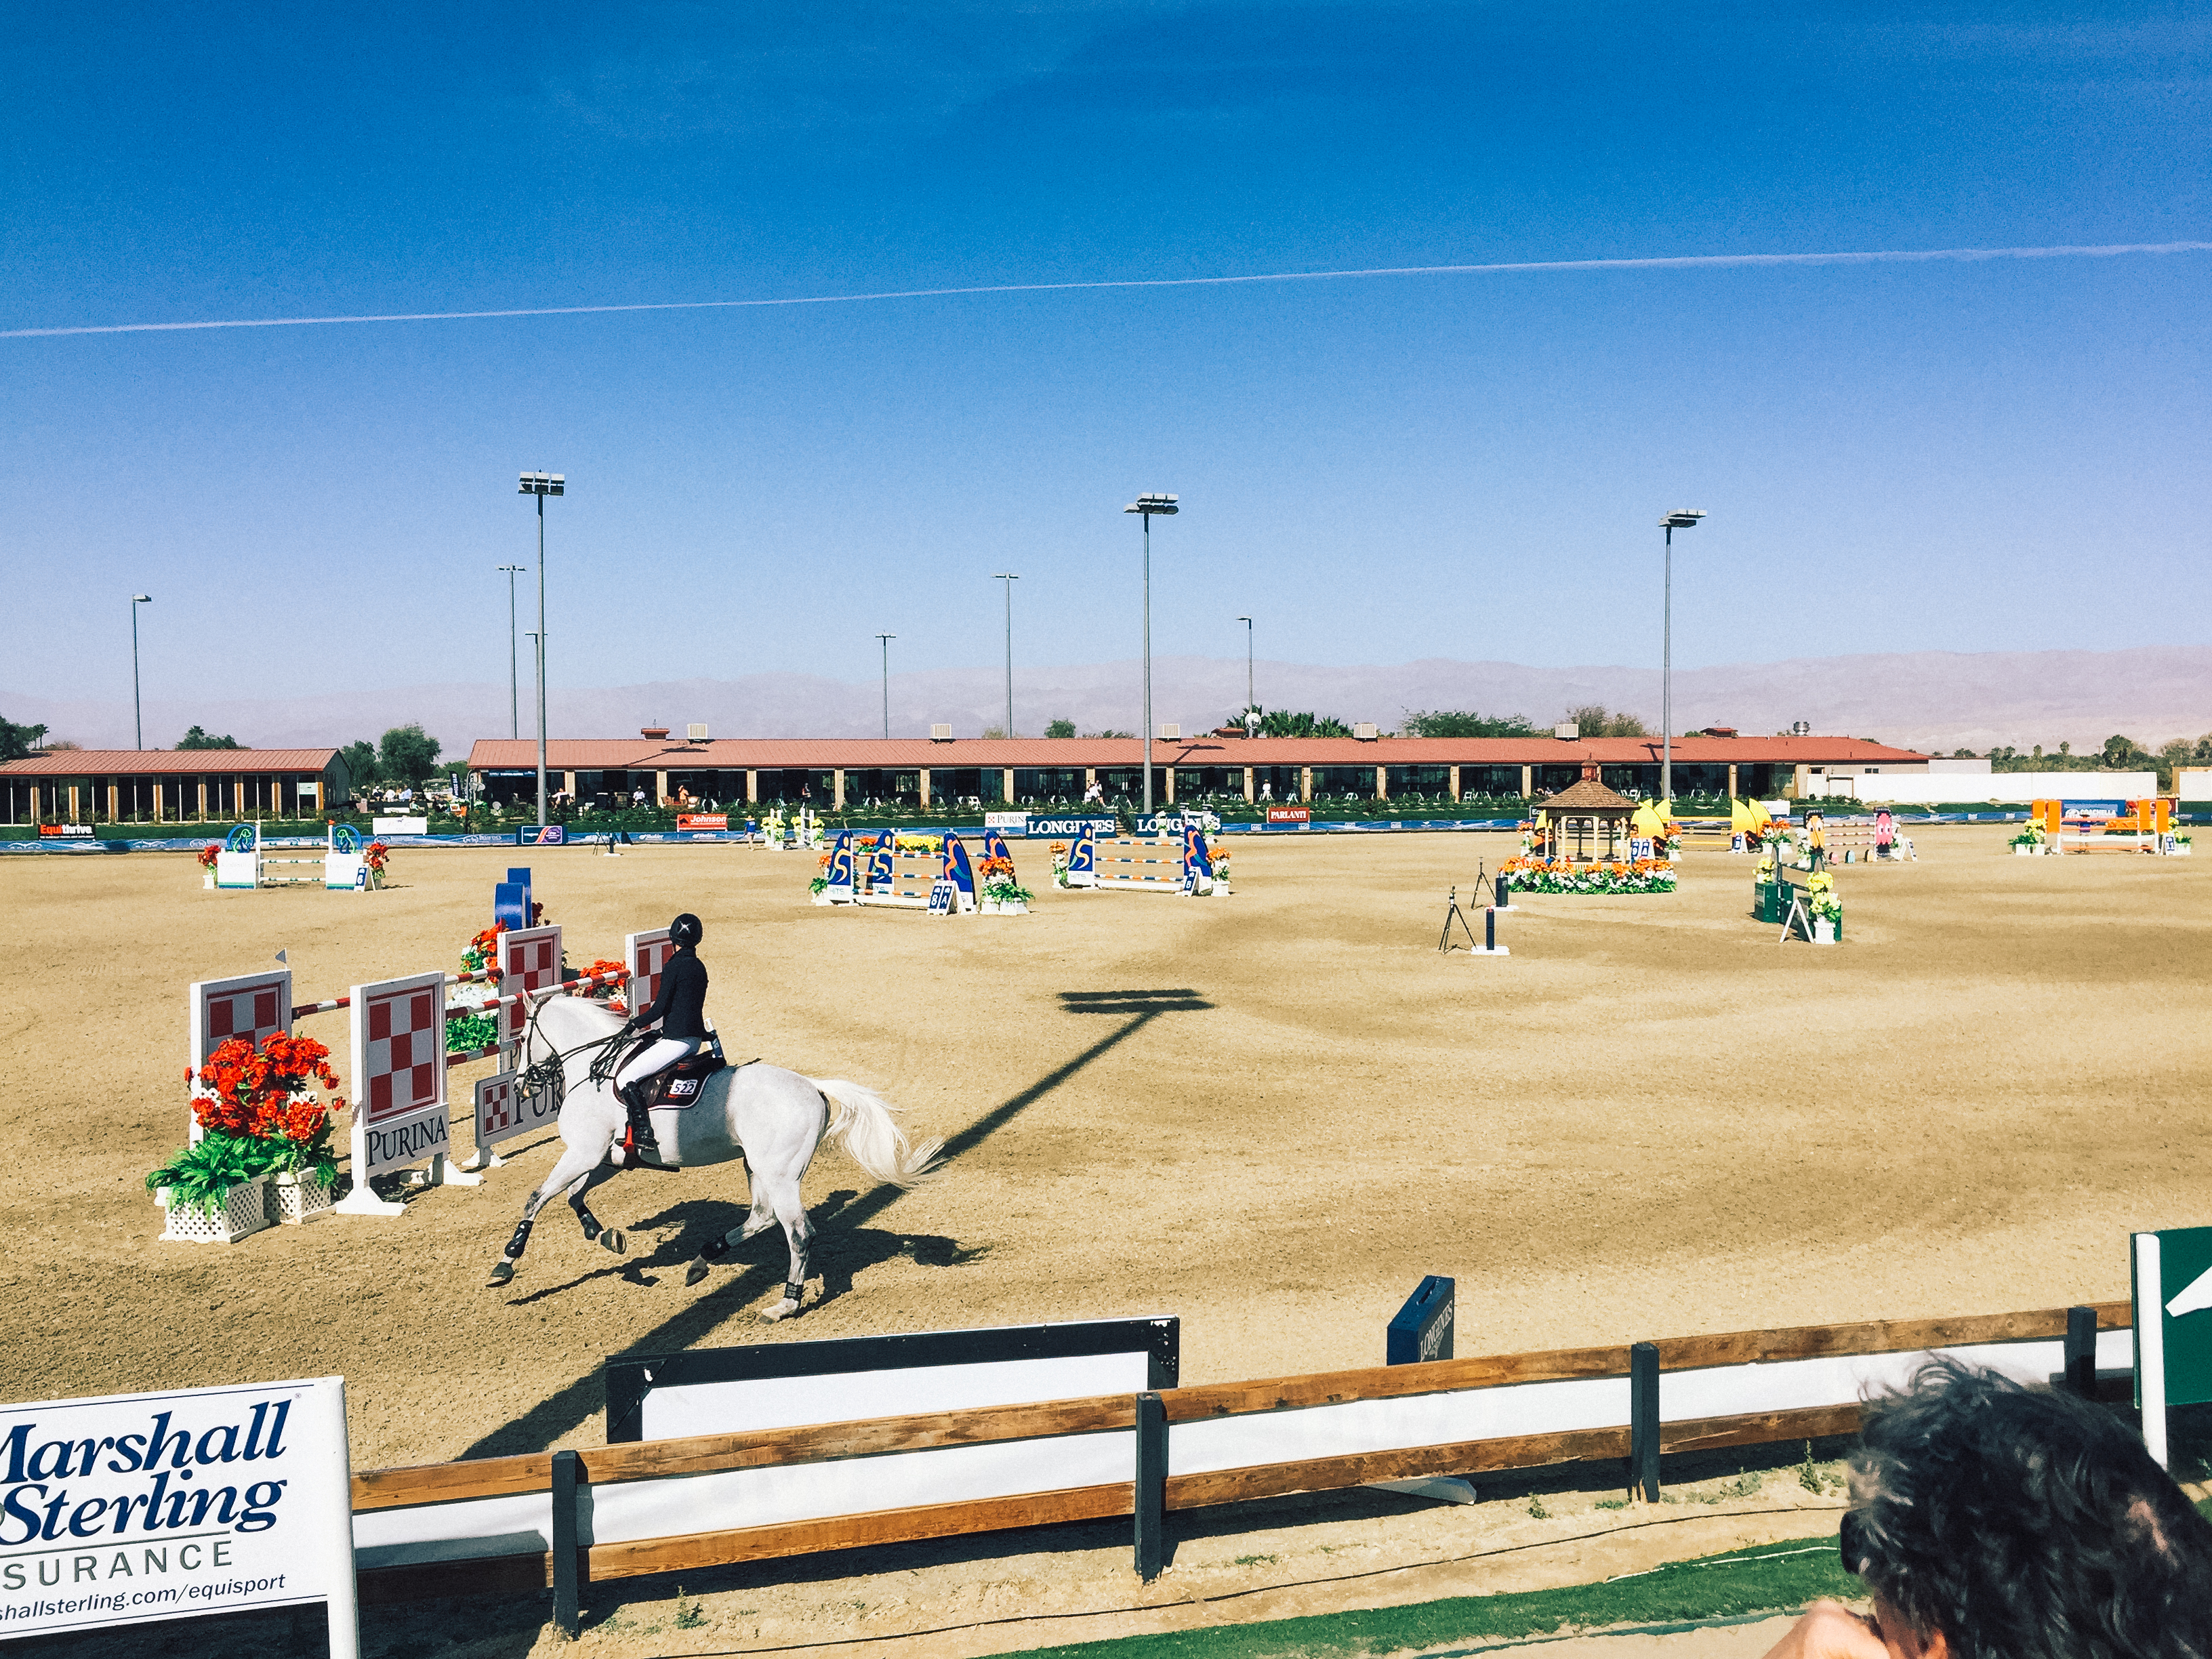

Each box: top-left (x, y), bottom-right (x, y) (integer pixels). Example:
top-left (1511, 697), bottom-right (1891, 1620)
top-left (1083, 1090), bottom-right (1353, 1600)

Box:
top-left (0, 1376), bottom-right (356, 1651)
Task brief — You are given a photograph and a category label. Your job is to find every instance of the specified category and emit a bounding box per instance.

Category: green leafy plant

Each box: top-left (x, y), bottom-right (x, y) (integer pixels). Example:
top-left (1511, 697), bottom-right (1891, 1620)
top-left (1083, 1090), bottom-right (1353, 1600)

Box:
top-left (447, 1010), bottom-right (498, 1052)
top-left (152, 1034), bottom-right (342, 1210)
top-left (673, 1588), bottom-right (705, 1630)
top-left (1527, 1495), bottom-right (1550, 1519)
top-left (145, 1133), bottom-right (278, 1217)
top-left (983, 880), bottom-right (1033, 905)
top-left (1595, 1496), bottom-right (1629, 1510)
top-left (1721, 1468), bottom-right (1765, 1499)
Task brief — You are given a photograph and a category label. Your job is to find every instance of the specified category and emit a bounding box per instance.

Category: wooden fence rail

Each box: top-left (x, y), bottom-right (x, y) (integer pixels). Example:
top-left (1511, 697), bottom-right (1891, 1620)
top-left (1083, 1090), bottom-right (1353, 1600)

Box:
top-left (352, 1299), bottom-right (2132, 1623)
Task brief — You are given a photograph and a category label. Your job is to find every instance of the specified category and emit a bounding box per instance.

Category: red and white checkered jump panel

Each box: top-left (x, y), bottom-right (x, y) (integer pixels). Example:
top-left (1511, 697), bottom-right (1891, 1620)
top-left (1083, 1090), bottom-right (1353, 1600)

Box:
top-left (188, 970), bottom-right (294, 1090)
top-left (473, 1066), bottom-right (560, 1151)
top-left (475, 1071), bottom-right (517, 1138)
top-left (498, 924), bottom-right (562, 1048)
top-left (627, 928), bottom-right (674, 1014)
top-left (352, 971), bottom-right (447, 1124)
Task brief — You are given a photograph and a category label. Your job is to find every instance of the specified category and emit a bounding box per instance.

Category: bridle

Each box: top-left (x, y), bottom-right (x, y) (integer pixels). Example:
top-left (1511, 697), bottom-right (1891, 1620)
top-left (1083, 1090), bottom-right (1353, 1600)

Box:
top-left (516, 993), bottom-right (633, 1115)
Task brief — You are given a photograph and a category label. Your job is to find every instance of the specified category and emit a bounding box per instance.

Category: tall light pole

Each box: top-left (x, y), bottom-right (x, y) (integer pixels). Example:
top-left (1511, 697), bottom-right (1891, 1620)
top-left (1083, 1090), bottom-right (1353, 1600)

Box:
top-left (876, 633), bottom-right (895, 739)
top-left (1123, 493), bottom-right (1178, 815)
top-left (129, 594), bottom-right (152, 750)
top-left (497, 565), bottom-right (525, 738)
top-left (1236, 615), bottom-right (1254, 722)
top-left (991, 574), bottom-right (1019, 737)
top-left (518, 472), bottom-right (565, 824)
top-left (1658, 510), bottom-right (1705, 806)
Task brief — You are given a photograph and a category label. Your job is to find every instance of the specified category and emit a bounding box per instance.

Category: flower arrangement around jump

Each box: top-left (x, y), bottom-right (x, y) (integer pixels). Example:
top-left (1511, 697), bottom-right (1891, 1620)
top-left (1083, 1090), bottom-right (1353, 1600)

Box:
top-left (150, 1034), bottom-right (343, 1215)
top-left (1500, 855), bottom-right (1678, 895)
top-left (977, 854), bottom-right (1032, 907)
top-left (460, 923), bottom-right (507, 981)
top-left (1807, 872), bottom-right (1841, 922)
top-left (583, 960), bottom-right (630, 1012)
top-left (197, 843), bottom-right (221, 871)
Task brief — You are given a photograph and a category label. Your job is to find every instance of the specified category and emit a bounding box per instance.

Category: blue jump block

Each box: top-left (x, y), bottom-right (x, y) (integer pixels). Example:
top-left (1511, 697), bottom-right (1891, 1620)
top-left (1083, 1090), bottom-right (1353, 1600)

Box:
top-left (493, 881), bottom-right (531, 932)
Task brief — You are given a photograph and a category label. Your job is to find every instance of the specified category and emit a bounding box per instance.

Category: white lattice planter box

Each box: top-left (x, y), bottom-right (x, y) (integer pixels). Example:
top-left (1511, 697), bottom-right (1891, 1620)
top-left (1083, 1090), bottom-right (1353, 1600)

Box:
top-left (981, 898), bottom-right (1030, 915)
top-left (156, 1178), bottom-right (271, 1244)
top-left (268, 1171), bottom-right (335, 1225)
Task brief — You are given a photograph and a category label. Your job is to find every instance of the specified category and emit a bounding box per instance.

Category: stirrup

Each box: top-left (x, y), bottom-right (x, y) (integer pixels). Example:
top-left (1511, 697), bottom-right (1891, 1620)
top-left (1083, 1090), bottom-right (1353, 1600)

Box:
top-left (619, 1085), bottom-right (661, 1153)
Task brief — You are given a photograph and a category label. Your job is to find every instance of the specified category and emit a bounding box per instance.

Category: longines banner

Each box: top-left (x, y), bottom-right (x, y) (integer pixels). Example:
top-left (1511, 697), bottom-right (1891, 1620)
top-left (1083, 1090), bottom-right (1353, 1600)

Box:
top-left (0, 1376), bottom-right (356, 1652)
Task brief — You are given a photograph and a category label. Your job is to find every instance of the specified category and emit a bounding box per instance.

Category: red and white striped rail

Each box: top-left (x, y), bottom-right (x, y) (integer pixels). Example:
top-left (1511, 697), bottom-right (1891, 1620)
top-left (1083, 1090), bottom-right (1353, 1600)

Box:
top-left (293, 966), bottom-right (626, 1023)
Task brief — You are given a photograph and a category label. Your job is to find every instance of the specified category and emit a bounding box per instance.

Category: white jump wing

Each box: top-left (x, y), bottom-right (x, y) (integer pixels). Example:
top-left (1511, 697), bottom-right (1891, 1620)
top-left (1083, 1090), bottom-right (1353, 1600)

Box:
top-left (2167, 1264), bottom-right (2212, 1319)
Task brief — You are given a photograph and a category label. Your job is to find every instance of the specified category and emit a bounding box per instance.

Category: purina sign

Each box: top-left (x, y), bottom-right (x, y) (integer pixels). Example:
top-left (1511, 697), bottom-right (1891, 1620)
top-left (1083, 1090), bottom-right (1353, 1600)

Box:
top-left (0, 1376), bottom-right (356, 1652)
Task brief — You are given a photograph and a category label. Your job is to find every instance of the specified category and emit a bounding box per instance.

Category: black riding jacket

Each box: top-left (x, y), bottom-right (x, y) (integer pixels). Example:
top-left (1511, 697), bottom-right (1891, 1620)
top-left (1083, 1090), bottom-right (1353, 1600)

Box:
top-left (641, 947), bottom-right (709, 1040)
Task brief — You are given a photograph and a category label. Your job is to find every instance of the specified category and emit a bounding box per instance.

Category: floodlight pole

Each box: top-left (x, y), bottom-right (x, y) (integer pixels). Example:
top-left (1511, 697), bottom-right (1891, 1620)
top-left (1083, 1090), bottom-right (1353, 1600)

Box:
top-left (1658, 510), bottom-right (1704, 806)
top-left (1124, 494), bottom-right (1179, 816)
top-left (993, 574), bottom-right (1019, 736)
top-left (498, 565), bottom-right (525, 738)
top-left (130, 594), bottom-right (152, 750)
top-left (519, 472), bottom-right (565, 825)
top-left (876, 634), bottom-right (895, 739)
top-left (535, 493), bottom-right (548, 822)
top-left (1237, 616), bottom-right (1253, 717)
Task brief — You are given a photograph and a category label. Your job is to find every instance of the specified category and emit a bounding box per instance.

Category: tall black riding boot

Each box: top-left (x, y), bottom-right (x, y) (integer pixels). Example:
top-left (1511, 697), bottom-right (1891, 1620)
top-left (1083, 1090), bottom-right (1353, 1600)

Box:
top-left (619, 1082), bottom-right (660, 1156)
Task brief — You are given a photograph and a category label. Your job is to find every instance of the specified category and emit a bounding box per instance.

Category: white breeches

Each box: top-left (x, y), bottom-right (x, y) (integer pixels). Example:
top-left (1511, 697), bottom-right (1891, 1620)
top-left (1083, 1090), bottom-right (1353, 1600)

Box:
top-left (616, 1036), bottom-right (700, 1090)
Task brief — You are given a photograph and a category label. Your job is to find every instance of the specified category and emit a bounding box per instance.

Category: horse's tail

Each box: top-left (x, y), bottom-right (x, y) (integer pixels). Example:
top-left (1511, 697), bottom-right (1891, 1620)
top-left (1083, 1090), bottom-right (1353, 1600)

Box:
top-left (812, 1079), bottom-right (943, 1189)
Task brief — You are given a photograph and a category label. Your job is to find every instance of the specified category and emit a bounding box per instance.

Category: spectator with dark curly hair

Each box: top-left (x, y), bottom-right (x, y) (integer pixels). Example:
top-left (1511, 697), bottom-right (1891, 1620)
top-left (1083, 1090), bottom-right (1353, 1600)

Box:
top-left (1763, 1357), bottom-right (2212, 1657)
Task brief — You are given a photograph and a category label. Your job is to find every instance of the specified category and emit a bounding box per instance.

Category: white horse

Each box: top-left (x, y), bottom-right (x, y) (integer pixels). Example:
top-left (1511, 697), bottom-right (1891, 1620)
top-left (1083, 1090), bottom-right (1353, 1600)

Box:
top-left (486, 994), bottom-right (941, 1320)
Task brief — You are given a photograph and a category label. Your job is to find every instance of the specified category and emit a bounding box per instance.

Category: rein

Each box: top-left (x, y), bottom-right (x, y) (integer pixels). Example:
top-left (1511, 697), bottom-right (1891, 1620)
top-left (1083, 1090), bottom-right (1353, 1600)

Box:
top-left (517, 996), bottom-right (631, 1114)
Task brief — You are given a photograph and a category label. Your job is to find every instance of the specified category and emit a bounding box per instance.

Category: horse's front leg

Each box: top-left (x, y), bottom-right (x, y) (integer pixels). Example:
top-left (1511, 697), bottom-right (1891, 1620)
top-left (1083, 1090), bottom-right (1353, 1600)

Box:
top-left (567, 1163), bottom-right (627, 1256)
top-left (486, 1135), bottom-right (610, 1288)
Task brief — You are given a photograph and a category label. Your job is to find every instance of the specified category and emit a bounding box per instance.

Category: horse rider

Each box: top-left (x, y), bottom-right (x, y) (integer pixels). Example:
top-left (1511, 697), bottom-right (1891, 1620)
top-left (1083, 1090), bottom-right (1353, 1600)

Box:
top-left (615, 912), bottom-right (708, 1160)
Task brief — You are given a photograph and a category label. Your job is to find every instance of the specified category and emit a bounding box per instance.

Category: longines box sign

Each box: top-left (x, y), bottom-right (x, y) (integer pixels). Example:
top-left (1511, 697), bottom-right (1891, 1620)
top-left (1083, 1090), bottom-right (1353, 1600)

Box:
top-left (0, 1377), bottom-right (357, 1652)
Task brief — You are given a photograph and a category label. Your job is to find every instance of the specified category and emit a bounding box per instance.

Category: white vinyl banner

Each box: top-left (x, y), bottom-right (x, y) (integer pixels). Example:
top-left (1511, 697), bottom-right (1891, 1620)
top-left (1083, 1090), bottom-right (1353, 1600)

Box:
top-left (350, 1328), bottom-right (2129, 1575)
top-left (0, 1377), bottom-right (356, 1655)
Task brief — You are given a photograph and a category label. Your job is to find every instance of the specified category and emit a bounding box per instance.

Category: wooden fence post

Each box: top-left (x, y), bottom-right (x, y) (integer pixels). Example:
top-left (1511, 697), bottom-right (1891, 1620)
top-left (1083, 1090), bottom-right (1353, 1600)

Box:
top-left (2066, 1305), bottom-right (2099, 1398)
top-left (551, 1449), bottom-right (583, 1637)
top-left (1629, 1342), bottom-right (1660, 1501)
top-left (1134, 1392), bottom-right (1167, 1582)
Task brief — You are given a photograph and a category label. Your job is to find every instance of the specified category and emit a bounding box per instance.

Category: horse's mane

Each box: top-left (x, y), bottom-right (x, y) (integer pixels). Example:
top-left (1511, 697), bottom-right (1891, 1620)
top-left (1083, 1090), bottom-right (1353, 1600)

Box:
top-left (529, 991), bottom-right (628, 1047)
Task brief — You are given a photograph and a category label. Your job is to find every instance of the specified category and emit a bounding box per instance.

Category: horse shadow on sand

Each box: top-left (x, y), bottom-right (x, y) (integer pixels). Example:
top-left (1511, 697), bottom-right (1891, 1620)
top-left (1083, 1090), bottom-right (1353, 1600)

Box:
top-left (496, 1189), bottom-right (991, 1309)
top-left (462, 987), bottom-right (1210, 1462)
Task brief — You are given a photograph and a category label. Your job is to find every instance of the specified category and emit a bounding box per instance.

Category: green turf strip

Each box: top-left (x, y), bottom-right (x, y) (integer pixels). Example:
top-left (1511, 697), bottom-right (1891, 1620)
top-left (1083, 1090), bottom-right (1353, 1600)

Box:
top-left (1015, 1534), bottom-right (1858, 1659)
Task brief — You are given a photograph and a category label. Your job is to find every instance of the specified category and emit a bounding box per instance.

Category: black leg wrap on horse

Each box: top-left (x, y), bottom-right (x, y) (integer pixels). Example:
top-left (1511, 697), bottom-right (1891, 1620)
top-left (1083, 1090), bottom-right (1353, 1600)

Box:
top-left (699, 1235), bottom-right (731, 1263)
top-left (504, 1217), bottom-right (535, 1261)
top-left (785, 1281), bottom-right (804, 1304)
top-left (573, 1204), bottom-right (601, 1241)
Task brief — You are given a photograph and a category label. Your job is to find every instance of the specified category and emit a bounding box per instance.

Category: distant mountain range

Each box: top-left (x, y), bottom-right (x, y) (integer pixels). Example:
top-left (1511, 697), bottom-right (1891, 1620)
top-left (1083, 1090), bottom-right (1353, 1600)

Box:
top-left (7, 645), bottom-right (2208, 758)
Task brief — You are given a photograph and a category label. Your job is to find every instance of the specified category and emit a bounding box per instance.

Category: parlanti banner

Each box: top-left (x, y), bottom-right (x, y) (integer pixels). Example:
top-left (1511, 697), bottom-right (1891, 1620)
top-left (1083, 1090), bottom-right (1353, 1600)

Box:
top-left (0, 1376), bottom-right (357, 1652)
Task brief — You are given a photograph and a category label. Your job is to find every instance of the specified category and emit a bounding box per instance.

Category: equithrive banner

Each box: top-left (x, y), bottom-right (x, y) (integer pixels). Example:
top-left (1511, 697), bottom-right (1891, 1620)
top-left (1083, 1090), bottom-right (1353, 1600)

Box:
top-left (0, 1376), bottom-right (356, 1652)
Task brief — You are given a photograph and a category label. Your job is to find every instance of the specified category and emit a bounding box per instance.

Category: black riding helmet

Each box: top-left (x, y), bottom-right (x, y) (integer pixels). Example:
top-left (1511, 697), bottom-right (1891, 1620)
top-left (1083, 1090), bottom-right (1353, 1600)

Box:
top-left (670, 913), bottom-right (703, 947)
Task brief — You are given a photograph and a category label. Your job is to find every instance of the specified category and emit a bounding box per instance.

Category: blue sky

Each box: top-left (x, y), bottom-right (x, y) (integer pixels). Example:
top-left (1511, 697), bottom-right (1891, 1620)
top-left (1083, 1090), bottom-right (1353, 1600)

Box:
top-left (5, 1), bottom-right (2209, 717)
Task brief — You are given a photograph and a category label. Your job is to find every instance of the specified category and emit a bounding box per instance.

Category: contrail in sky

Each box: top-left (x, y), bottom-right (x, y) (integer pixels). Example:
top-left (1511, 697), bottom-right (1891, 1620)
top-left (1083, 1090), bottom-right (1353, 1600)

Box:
top-left (5, 241), bottom-right (2209, 339)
